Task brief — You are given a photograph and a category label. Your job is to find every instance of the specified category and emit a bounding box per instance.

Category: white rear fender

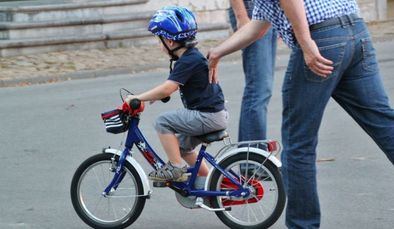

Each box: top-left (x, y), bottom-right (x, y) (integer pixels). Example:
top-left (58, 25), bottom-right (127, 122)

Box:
top-left (104, 148), bottom-right (151, 197)
top-left (204, 147), bottom-right (282, 191)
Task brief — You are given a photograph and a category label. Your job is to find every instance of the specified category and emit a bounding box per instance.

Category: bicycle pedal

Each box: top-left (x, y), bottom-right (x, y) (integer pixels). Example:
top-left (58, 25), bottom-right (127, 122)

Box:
top-left (153, 181), bottom-right (170, 188)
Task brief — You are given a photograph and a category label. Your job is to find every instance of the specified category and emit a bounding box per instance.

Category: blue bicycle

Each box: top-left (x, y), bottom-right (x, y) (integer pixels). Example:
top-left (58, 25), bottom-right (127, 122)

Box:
top-left (70, 90), bottom-right (285, 229)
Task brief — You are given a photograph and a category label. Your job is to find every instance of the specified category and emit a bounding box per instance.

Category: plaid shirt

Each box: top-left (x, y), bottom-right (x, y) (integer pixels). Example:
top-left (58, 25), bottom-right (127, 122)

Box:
top-left (252, 0), bottom-right (359, 48)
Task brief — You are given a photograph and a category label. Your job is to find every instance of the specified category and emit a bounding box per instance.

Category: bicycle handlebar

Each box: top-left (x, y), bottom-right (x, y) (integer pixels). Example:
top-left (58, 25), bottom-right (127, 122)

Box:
top-left (161, 96), bottom-right (171, 103)
top-left (129, 98), bottom-right (142, 110)
top-left (129, 96), bottom-right (170, 109)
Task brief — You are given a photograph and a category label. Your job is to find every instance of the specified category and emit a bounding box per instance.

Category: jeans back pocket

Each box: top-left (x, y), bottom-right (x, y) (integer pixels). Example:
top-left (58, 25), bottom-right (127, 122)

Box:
top-left (361, 37), bottom-right (378, 72)
top-left (304, 42), bottom-right (347, 83)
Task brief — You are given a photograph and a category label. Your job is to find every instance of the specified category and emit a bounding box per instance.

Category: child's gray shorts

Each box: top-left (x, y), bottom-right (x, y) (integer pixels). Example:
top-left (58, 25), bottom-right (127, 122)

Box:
top-left (154, 108), bottom-right (229, 155)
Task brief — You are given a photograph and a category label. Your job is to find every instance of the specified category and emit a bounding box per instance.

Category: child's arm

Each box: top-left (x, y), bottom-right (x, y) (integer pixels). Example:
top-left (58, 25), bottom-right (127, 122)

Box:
top-left (126, 80), bottom-right (178, 103)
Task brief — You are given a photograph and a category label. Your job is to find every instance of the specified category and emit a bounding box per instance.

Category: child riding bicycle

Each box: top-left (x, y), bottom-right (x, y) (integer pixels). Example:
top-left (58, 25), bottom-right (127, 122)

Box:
top-left (126, 6), bottom-right (229, 182)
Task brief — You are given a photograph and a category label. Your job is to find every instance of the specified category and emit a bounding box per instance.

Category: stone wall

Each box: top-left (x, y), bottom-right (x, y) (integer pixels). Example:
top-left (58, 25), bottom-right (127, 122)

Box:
top-left (143, 0), bottom-right (388, 23)
top-left (141, 0), bottom-right (230, 24)
top-left (358, 0), bottom-right (387, 21)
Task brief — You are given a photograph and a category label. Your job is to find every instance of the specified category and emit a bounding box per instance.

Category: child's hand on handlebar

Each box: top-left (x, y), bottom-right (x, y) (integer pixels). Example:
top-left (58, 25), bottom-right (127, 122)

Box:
top-left (126, 95), bottom-right (154, 105)
top-left (125, 95), bottom-right (138, 105)
top-left (125, 94), bottom-right (170, 106)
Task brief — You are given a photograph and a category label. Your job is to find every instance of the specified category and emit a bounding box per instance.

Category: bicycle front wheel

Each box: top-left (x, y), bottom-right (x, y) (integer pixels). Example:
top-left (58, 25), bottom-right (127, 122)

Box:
top-left (209, 152), bottom-right (285, 229)
top-left (70, 153), bottom-right (146, 229)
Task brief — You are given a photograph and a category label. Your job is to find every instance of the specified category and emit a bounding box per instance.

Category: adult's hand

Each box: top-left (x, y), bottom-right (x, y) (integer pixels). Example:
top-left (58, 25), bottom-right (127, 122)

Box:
top-left (206, 20), bottom-right (269, 84)
top-left (207, 48), bottom-right (221, 84)
top-left (302, 39), bottom-right (333, 77)
top-left (277, 0), bottom-right (333, 77)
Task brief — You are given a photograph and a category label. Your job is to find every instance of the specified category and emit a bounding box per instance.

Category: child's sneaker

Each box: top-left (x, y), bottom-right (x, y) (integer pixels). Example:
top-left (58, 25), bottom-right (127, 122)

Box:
top-left (148, 161), bottom-right (188, 182)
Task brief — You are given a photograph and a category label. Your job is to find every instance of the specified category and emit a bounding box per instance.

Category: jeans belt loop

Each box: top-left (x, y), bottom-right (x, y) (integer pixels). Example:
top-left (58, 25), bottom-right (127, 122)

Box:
top-left (347, 14), bottom-right (354, 26)
top-left (339, 16), bottom-right (346, 28)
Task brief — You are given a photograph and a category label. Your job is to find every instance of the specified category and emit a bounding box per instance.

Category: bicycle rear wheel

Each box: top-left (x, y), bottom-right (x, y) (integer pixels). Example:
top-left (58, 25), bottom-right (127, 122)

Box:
top-left (70, 153), bottom-right (146, 229)
top-left (209, 152), bottom-right (285, 229)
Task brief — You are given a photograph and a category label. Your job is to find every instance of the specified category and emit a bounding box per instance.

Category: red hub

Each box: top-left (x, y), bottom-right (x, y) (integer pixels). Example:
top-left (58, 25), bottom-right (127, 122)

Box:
top-left (220, 177), bottom-right (264, 207)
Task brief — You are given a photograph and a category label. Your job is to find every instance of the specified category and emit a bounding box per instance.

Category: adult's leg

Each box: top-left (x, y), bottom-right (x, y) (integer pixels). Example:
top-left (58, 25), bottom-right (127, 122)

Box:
top-left (238, 28), bottom-right (277, 141)
top-left (332, 21), bottom-right (394, 164)
top-left (281, 30), bottom-right (350, 227)
top-left (228, 6), bottom-right (277, 141)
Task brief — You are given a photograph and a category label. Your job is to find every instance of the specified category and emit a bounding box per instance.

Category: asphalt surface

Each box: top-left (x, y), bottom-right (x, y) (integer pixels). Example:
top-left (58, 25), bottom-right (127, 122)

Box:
top-left (0, 41), bottom-right (393, 229)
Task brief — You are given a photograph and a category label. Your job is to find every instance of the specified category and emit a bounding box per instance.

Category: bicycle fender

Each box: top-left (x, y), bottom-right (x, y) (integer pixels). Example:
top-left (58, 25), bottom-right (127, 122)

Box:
top-left (103, 148), bottom-right (151, 197)
top-left (204, 147), bottom-right (282, 191)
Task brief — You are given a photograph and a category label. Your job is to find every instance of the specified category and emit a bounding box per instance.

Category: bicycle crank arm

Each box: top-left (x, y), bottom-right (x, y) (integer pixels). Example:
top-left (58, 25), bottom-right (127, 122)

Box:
top-left (195, 197), bottom-right (231, 212)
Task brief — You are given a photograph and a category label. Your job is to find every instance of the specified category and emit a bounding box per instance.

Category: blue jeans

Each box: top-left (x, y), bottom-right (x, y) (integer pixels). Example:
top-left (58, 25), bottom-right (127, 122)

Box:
top-left (228, 7), bottom-right (277, 141)
top-left (281, 17), bottom-right (394, 228)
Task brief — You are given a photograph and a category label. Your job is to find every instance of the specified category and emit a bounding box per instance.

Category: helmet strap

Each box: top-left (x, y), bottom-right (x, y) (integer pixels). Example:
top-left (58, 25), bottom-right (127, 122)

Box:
top-left (169, 59), bottom-right (175, 73)
top-left (159, 36), bottom-right (186, 73)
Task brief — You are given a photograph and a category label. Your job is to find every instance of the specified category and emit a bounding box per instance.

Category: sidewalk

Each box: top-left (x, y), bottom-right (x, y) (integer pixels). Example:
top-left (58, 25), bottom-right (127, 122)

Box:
top-left (0, 20), bottom-right (394, 87)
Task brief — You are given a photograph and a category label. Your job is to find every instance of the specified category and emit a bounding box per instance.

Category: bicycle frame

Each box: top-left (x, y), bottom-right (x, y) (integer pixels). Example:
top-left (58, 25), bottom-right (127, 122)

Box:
top-left (103, 116), bottom-right (251, 198)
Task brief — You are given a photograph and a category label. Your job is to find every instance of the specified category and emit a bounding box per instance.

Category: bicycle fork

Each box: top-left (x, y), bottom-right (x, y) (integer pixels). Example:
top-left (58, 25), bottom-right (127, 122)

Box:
top-left (102, 148), bottom-right (128, 196)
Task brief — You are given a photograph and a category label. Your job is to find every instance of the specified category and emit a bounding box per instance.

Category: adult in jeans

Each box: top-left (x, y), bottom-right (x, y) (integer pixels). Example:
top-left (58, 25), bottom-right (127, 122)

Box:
top-left (229, 0), bottom-right (277, 142)
top-left (208, 0), bottom-right (394, 228)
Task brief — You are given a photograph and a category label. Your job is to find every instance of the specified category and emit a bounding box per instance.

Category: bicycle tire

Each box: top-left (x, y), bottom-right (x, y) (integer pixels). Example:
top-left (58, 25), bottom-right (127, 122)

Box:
top-left (70, 153), bottom-right (146, 229)
top-left (209, 152), bottom-right (285, 229)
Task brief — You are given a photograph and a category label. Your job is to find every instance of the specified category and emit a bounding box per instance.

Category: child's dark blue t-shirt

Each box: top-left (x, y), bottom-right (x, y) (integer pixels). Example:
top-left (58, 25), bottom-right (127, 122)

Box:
top-left (168, 47), bottom-right (225, 112)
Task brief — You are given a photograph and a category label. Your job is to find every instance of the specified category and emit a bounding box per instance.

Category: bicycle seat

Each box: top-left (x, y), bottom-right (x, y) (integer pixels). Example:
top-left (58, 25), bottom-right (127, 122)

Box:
top-left (197, 130), bottom-right (229, 143)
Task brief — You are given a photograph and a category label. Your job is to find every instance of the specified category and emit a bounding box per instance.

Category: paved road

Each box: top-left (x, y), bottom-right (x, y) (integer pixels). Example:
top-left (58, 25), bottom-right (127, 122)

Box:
top-left (1, 41), bottom-right (393, 229)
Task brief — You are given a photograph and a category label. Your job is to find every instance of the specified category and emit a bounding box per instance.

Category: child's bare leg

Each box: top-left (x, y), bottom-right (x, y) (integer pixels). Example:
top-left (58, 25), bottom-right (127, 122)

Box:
top-left (158, 133), bottom-right (182, 165)
top-left (182, 151), bottom-right (209, 176)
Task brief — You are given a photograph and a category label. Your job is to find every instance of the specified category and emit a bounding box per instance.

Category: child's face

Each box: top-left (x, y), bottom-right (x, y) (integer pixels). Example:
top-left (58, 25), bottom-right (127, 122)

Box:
top-left (158, 38), bottom-right (168, 54)
top-left (157, 37), bottom-right (177, 56)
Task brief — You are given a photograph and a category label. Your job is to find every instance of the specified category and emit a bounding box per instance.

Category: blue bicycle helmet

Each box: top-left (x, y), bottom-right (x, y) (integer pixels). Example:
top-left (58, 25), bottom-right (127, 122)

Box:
top-left (148, 6), bottom-right (198, 71)
top-left (148, 6), bottom-right (197, 42)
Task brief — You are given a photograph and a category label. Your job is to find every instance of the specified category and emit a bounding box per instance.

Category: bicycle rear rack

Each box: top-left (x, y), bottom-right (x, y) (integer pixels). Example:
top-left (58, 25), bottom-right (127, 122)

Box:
top-left (216, 139), bottom-right (282, 160)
